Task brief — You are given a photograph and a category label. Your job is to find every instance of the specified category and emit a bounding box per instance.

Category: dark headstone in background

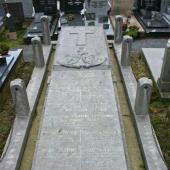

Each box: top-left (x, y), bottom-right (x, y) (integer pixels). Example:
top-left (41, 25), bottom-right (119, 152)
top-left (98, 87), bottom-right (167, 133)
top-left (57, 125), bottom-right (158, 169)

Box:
top-left (3, 2), bottom-right (24, 23)
top-left (60, 0), bottom-right (84, 13)
top-left (33, 0), bottom-right (57, 15)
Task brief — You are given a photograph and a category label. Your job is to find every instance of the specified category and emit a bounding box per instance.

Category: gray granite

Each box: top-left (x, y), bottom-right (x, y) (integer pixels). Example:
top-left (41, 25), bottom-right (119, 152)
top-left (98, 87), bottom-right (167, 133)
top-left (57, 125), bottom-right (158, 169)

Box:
top-left (32, 70), bottom-right (128, 170)
top-left (113, 43), bottom-right (168, 170)
top-left (54, 26), bottom-right (111, 69)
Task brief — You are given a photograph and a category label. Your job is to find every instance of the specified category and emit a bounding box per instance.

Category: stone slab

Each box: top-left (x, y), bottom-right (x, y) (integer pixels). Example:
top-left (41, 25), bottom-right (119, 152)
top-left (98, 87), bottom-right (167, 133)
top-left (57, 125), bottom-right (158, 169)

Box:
top-left (113, 42), bottom-right (168, 170)
top-left (142, 48), bottom-right (170, 98)
top-left (54, 26), bottom-right (111, 69)
top-left (32, 70), bottom-right (128, 170)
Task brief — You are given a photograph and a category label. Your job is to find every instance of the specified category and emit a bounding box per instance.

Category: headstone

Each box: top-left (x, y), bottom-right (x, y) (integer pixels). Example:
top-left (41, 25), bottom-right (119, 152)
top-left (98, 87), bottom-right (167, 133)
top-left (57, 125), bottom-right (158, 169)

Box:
top-left (135, 77), bottom-right (152, 115)
top-left (34, 0), bottom-right (57, 15)
top-left (121, 35), bottom-right (133, 66)
top-left (10, 79), bottom-right (30, 117)
top-left (41, 16), bottom-right (51, 45)
top-left (114, 15), bottom-right (123, 43)
top-left (5, 0), bottom-right (34, 18)
top-left (32, 26), bottom-right (128, 170)
top-left (3, 2), bottom-right (24, 23)
top-left (31, 36), bottom-right (45, 67)
top-left (60, 0), bottom-right (84, 13)
top-left (158, 39), bottom-right (170, 92)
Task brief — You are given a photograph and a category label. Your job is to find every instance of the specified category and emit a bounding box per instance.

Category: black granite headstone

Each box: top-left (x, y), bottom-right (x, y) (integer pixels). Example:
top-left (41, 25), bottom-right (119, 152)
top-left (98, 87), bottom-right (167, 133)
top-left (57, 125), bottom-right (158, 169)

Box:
top-left (34, 0), bottom-right (57, 15)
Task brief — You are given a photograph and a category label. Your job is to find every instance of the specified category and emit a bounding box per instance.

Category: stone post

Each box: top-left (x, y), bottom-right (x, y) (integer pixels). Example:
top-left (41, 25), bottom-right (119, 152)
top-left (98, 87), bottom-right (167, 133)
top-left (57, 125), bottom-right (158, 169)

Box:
top-left (121, 35), bottom-right (133, 66)
top-left (31, 36), bottom-right (45, 67)
top-left (158, 39), bottom-right (170, 92)
top-left (135, 77), bottom-right (153, 115)
top-left (10, 79), bottom-right (30, 117)
top-left (114, 15), bottom-right (123, 43)
top-left (41, 16), bottom-right (51, 45)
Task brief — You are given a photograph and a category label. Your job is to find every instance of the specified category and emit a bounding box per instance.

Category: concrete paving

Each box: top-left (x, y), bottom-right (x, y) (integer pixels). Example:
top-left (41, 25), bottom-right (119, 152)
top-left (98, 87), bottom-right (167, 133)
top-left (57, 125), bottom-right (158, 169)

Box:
top-left (32, 26), bottom-right (129, 170)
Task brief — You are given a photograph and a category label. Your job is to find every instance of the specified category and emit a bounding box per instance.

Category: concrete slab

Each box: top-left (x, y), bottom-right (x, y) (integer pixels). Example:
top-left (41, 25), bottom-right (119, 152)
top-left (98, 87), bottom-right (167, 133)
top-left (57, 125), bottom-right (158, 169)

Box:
top-left (142, 48), bottom-right (170, 98)
top-left (113, 43), bottom-right (168, 170)
top-left (32, 70), bottom-right (128, 170)
top-left (54, 26), bottom-right (111, 69)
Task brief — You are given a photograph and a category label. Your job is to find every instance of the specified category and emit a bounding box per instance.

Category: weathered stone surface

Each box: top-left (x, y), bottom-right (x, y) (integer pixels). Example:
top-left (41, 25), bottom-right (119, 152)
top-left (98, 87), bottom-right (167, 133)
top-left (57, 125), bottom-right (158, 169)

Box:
top-left (121, 35), bottom-right (133, 66)
top-left (31, 36), bottom-right (45, 67)
top-left (32, 70), bottom-right (128, 170)
top-left (134, 77), bottom-right (152, 115)
top-left (10, 79), bottom-right (30, 117)
top-left (54, 26), bottom-right (111, 68)
top-left (41, 16), bottom-right (51, 45)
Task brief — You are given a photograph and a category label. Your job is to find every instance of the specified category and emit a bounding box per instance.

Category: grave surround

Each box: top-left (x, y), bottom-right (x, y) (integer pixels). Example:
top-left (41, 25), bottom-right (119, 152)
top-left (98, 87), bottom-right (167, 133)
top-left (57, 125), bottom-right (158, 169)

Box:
top-left (32, 26), bottom-right (129, 170)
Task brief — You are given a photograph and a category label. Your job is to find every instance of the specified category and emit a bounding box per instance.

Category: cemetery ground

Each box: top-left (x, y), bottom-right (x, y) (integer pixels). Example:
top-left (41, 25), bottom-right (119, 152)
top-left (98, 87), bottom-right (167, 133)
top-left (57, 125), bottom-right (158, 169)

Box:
top-left (0, 21), bottom-right (34, 156)
top-left (131, 52), bottom-right (170, 166)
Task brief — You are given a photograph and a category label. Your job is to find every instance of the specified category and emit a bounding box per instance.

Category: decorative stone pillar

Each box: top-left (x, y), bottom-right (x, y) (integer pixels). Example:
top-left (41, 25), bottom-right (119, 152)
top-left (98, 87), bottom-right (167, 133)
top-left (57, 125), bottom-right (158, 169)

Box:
top-left (135, 77), bottom-right (152, 115)
top-left (31, 36), bottom-right (45, 67)
top-left (121, 35), bottom-right (133, 66)
top-left (114, 15), bottom-right (123, 43)
top-left (10, 79), bottom-right (30, 117)
top-left (41, 16), bottom-right (51, 45)
top-left (158, 39), bottom-right (170, 92)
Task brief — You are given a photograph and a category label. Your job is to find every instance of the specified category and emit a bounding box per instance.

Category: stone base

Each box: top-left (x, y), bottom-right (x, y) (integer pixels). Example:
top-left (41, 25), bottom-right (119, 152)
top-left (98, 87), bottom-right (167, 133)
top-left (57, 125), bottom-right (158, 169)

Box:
top-left (142, 48), bottom-right (170, 98)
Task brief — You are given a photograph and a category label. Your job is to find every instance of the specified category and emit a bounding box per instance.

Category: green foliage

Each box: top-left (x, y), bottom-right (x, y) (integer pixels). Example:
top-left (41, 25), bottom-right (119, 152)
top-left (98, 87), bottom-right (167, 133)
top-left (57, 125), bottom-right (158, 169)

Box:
top-left (0, 43), bottom-right (10, 55)
top-left (126, 25), bottom-right (139, 39)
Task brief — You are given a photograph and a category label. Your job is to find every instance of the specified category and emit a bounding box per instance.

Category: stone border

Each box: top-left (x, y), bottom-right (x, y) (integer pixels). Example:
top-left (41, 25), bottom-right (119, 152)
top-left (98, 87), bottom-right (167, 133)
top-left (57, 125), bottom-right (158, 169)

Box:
top-left (112, 42), bottom-right (168, 170)
top-left (0, 44), bottom-right (55, 170)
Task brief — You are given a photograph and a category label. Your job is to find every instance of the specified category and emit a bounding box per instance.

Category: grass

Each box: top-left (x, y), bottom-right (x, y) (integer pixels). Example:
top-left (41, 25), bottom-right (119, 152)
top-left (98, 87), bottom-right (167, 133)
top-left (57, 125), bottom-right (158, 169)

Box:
top-left (131, 53), bottom-right (170, 168)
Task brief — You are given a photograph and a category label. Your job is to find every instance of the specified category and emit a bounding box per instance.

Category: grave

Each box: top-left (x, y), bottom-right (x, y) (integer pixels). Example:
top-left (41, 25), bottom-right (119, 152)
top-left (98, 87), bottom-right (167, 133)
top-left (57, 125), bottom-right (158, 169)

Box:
top-left (0, 49), bottom-right (22, 89)
top-left (4, 0), bottom-right (34, 18)
top-left (32, 26), bottom-right (129, 170)
top-left (142, 44), bottom-right (170, 98)
top-left (24, 13), bottom-right (58, 44)
top-left (84, 0), bottom-right (113, 38)
top-left (134, 0), bottom-right (170, 34)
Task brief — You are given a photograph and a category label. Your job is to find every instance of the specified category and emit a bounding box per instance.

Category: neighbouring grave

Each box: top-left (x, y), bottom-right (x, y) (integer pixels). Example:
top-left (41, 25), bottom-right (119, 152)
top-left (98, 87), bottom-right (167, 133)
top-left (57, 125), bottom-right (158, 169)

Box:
top-left (84, 0), bottom-right (113, 38)
top-left (32, 26), bottom-right (129, 170)
top-left (134, 0), bottom-right (170, 34)
top-left (24, 13), bottom-right (58, 44)
top-left (142, 39), bottom-right (170, 98)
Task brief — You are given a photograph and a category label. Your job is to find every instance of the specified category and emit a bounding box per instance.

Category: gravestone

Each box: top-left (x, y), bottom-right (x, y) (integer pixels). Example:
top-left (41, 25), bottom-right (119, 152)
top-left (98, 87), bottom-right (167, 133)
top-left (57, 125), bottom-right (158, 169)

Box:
top-left (32, 26), bottom-right (128, 170)
top-left (121, 35), bottom-right (133, 66)
top-left (84, 0), bottom-right (113, 37)
top-left (54, 26), bottom-right (111, 68)
top-left (4, 0), bottom-right (34, 18)
top-left (34, 0), bottom-right (57, 15)
top-left (60, 0), bottom-right (84, 13)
